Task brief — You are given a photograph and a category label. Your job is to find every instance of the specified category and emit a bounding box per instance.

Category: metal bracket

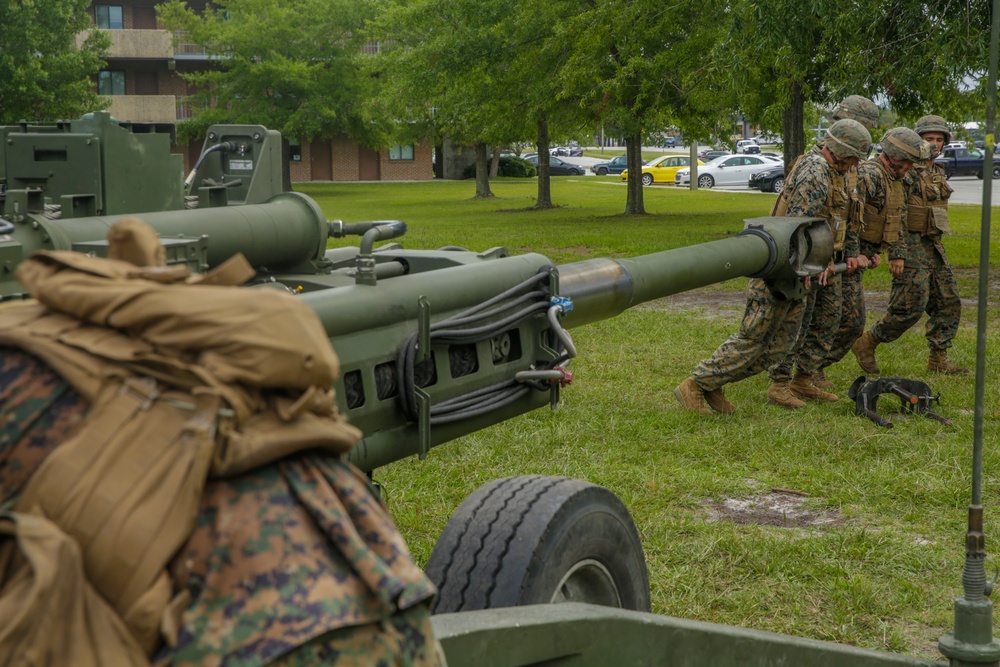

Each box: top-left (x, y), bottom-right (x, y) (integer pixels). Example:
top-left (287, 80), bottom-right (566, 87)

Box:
top-left (416, 295), bottom-right (432, 458)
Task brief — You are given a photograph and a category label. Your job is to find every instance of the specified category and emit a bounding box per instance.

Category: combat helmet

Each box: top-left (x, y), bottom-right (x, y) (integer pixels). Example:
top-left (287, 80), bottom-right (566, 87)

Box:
top-left (880, 127), bottom-right (924, 162)
top-left (913, 114), bottom-right (951, 143)
top-left (825, 118), bottom-right (872, 160)
top-left (832, 95), bottom-right (880, 130)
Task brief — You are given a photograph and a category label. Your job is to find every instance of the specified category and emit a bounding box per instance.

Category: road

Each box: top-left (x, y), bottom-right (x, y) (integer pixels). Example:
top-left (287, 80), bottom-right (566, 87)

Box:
top-left (562, 151), bottom-right (1000, 205)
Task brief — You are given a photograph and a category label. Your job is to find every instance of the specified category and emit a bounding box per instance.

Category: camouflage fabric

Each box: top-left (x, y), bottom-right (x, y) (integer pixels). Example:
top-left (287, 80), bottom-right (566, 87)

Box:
top-left (855, 159), bottom-right (909, 261)
top-left (268, 607), bottom-right (444, 667)
top-left (770, 273), bottom-right (843, 381)
top-left (690, 148), bottom-right (840, 392)
top-left (823, 266), bottom-right (868, 368)
top-left (783, 147), bottom-right (838, 217)
top-left (0, 346), bottom-right (444, 667)
top-left (869, 164), bottom-right (961, 350)
top-left (691, 278), bottom-right (806, 392)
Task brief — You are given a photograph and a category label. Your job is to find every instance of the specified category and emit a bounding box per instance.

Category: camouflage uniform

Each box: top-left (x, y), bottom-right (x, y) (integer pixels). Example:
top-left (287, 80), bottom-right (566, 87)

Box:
top-left (0, 347), bottom-right (445, 667)
top-left (767, 148), bottom-right (852, 385)
top-left (869, 163), bottom-right (961, 350)
top-left (689, 146), bottom-right (841, 393)
top-left (840, 158), bottom-right (909, 361)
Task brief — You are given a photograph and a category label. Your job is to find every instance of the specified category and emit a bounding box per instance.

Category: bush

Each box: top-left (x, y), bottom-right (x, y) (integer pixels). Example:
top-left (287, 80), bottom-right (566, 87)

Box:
top-left (463, 156), bottom-right (537, 179)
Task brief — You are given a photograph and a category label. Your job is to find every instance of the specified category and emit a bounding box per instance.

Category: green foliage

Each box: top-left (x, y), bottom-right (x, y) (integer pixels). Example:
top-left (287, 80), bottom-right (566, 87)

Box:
top-left (0, 0), bottom-right (108, 123)
top-left (158, 0), bottom-right (381, 144)
top-left (296, 178), bottom-right (1000, 659)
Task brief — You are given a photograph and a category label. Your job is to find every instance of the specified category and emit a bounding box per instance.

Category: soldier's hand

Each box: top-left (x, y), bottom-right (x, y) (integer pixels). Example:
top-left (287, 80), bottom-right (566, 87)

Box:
top-left (889, 258), bottom-right (904, 278)
top-left (870, 253), bottom-right (882, 268)
top-left (818, 262), bottom-right (833, 286)
top-left (846, 257), bottom-right (858, 274)
top-left (856, 254), bottom-right (870, 269)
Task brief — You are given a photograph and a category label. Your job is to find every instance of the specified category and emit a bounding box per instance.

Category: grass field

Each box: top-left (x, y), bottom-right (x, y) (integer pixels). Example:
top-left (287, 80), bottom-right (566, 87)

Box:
top-left (298, 177), bottom-right (1000, 659)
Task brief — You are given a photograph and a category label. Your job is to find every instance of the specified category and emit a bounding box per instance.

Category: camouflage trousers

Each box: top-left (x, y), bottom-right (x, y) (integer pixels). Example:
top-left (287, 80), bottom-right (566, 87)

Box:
top-left (769, 273), bottom-right (842, 382)
top-left (269, 604), bottom-right (446, 667)
top-left (871, 241), bottom-right (961, 350)
top-left (824, 266), bottom-right (868, 369)
top-left (692, 278), bottom-right (806, 392)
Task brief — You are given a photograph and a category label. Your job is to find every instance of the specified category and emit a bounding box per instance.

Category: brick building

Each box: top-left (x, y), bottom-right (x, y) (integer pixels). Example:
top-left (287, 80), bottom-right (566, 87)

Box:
top-left (83, 1), bottom-right (433, 182)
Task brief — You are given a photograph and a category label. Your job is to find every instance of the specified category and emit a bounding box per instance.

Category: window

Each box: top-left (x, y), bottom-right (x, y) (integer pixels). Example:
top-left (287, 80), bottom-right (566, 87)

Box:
top-left (98, 70), bottom-right (125, 96)
top-left (95, 5), bottom-right (124, 29)
top-left (389, 145), bottom-right (414, 161)
top-left (288, 139), bottom-right (302, 162)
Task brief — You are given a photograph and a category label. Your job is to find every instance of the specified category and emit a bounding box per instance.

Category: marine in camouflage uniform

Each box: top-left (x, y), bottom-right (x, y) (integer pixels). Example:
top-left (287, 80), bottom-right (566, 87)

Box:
top-left (673, 119), bottom-right (871, 414)
top-left (770, 96), bottom-right (881, 399)
top-left (863, 116), bottom-right (967, 375)
top-left (849, 128), bottom-right (926, 375)
top-left (0, 349), bottom-right (444, 666)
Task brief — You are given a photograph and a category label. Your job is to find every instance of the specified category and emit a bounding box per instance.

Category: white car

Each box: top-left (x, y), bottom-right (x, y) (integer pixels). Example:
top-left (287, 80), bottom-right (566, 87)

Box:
top-left (674, 154), bottom-right (781, 188)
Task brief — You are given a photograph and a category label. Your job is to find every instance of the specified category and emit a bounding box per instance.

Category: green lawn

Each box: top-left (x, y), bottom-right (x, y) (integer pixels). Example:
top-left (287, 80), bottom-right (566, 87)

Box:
top-left (298, 178), bottom-right (1000, 660)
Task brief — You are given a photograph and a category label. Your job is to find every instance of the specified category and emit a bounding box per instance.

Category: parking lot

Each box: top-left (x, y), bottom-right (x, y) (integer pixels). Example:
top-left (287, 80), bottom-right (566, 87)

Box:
top-left (562, 151), bottom-right (999, 205)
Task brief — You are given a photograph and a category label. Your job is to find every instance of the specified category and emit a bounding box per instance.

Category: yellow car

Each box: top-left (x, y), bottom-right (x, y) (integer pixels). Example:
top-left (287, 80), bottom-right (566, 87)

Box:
top-left (621, 155), bottom-right (704, 185)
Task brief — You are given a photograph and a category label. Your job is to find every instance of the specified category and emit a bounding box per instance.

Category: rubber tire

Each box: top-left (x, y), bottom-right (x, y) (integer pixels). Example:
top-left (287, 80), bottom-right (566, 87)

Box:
top-left (425, 475), bottom-right (650, 614)
top-left (641, 173), bottom-right (654, 186)
top-left (994, 166), bottom-right (1000, 179)
top-left (697, 174), bottom-right (715, 188)
top-left (772, 177), bottom-right (785, 194)
top-left (596, 167), bottom-right (608, 175)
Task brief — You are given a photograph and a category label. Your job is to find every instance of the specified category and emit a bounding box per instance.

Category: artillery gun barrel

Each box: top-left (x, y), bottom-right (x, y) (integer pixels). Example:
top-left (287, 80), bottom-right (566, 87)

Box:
top-left (4, 192), bottom-right (329, 280)
top-left (310, 217), bottom-right (831, 471)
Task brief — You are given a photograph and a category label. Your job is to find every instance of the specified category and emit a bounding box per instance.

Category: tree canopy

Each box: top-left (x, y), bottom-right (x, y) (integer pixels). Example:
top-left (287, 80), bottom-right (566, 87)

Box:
top-left (0, 0), bottom-right (108, 123)
top-left (158, 0), bottom-right (380, 144)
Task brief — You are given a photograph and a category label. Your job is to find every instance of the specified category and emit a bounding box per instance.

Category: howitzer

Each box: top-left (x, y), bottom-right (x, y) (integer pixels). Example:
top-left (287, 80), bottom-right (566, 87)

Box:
top-left (3, 116), bottom-right (968, 667)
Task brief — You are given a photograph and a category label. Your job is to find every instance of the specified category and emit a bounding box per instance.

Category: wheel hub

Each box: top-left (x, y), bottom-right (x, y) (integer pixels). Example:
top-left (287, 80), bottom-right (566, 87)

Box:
top-left (549, 558), bottom-right (622, 607)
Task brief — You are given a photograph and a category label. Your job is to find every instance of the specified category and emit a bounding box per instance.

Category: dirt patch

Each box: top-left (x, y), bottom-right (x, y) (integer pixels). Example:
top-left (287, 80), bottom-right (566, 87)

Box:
top-left (703, 491), bottom-right (846, 529)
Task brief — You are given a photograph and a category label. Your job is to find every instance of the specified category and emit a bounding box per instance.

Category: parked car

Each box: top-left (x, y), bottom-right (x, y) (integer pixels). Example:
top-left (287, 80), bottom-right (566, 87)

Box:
top-left (525, 155), bottom-right (585, 176)
top-left (565, 142), bottom-right (584, 157)
top-left (945, 141), bottom-right (967, 150)
top-left (621, 155), bottom-right (703, 185)
top-left (934, 146), bottom-right (999, 179)
top-left (698, 149), bottom-right (730, 162)
top-left (663, 136), bottom-right (677, 148)
top-left (736, 139), bottom-right (761, 154)
top-left (748, 163), bottom-right (786, 193)
top-left (591, 155), bottom-right (631, 175)
top-left (674, 154), bottom-right (780, 188)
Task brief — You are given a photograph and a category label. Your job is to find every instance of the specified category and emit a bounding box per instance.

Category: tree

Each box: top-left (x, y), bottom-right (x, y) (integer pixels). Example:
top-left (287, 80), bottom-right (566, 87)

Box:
top-left (721, 0), bottom-right (992, 166)
top-left (157, 0), bottom-right (381, 146)
top-left (0, 0), bottom-right (108, 123)
top-left (368, 0), bottom-right (532, 199)
top-left (557, 0), bottom-right (727, 214)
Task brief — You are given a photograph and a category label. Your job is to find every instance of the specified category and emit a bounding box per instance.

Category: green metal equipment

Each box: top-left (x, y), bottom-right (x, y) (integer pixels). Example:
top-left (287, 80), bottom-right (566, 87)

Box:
top-left (0, 112), bottom-right (993, 667)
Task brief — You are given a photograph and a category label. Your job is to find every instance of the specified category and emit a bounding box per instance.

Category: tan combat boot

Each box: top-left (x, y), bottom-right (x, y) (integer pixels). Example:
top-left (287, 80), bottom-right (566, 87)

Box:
top-left (674, 377), bottom-right (711, 415)
top-left (851, 331), bottom-right (880, 375)
top-left (767, 381), bottom-right (806, 409)
top-left (789, 372), bottom-right (839, 402)
top-left (812, 369), bottom-right (835, 390)
top-left (928, 349), bottom-right (969, 375)
top-left (704, 387), bottom-right (737, 414)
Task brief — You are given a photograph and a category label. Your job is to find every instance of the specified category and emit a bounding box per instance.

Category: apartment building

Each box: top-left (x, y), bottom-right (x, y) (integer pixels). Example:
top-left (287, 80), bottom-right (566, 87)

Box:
top-left (85, 1), bottom-right (433, 182)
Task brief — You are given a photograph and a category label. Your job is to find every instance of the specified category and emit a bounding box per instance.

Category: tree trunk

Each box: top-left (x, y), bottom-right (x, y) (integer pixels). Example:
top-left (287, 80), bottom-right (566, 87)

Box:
top-left (535, 115), bottom-right (552, 208)
top-left (623, 133), bottom-right (645, 215)
top-left (782, 81), bottom-right (806, 169)
top-left (489, 147), bottom-right (500, 178)
top-left (475, 142), bottom-right (494, 198)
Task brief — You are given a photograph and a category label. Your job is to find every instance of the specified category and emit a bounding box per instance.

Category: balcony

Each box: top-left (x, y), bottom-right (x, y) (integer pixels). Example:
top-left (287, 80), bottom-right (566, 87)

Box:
top-left (79, 29), bottom-right (174, 59)
top-left (106, 95), bottom-right (178, 123)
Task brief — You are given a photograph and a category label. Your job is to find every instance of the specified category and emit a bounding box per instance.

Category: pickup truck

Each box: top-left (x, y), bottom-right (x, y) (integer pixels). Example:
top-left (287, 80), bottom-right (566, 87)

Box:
top-left (934, 146), bottom-right (1000, 179)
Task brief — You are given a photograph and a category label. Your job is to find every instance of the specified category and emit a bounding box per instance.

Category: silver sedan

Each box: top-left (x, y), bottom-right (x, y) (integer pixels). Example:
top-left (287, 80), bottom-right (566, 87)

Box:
top-left (675, 154), bottom-right (781, 188)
